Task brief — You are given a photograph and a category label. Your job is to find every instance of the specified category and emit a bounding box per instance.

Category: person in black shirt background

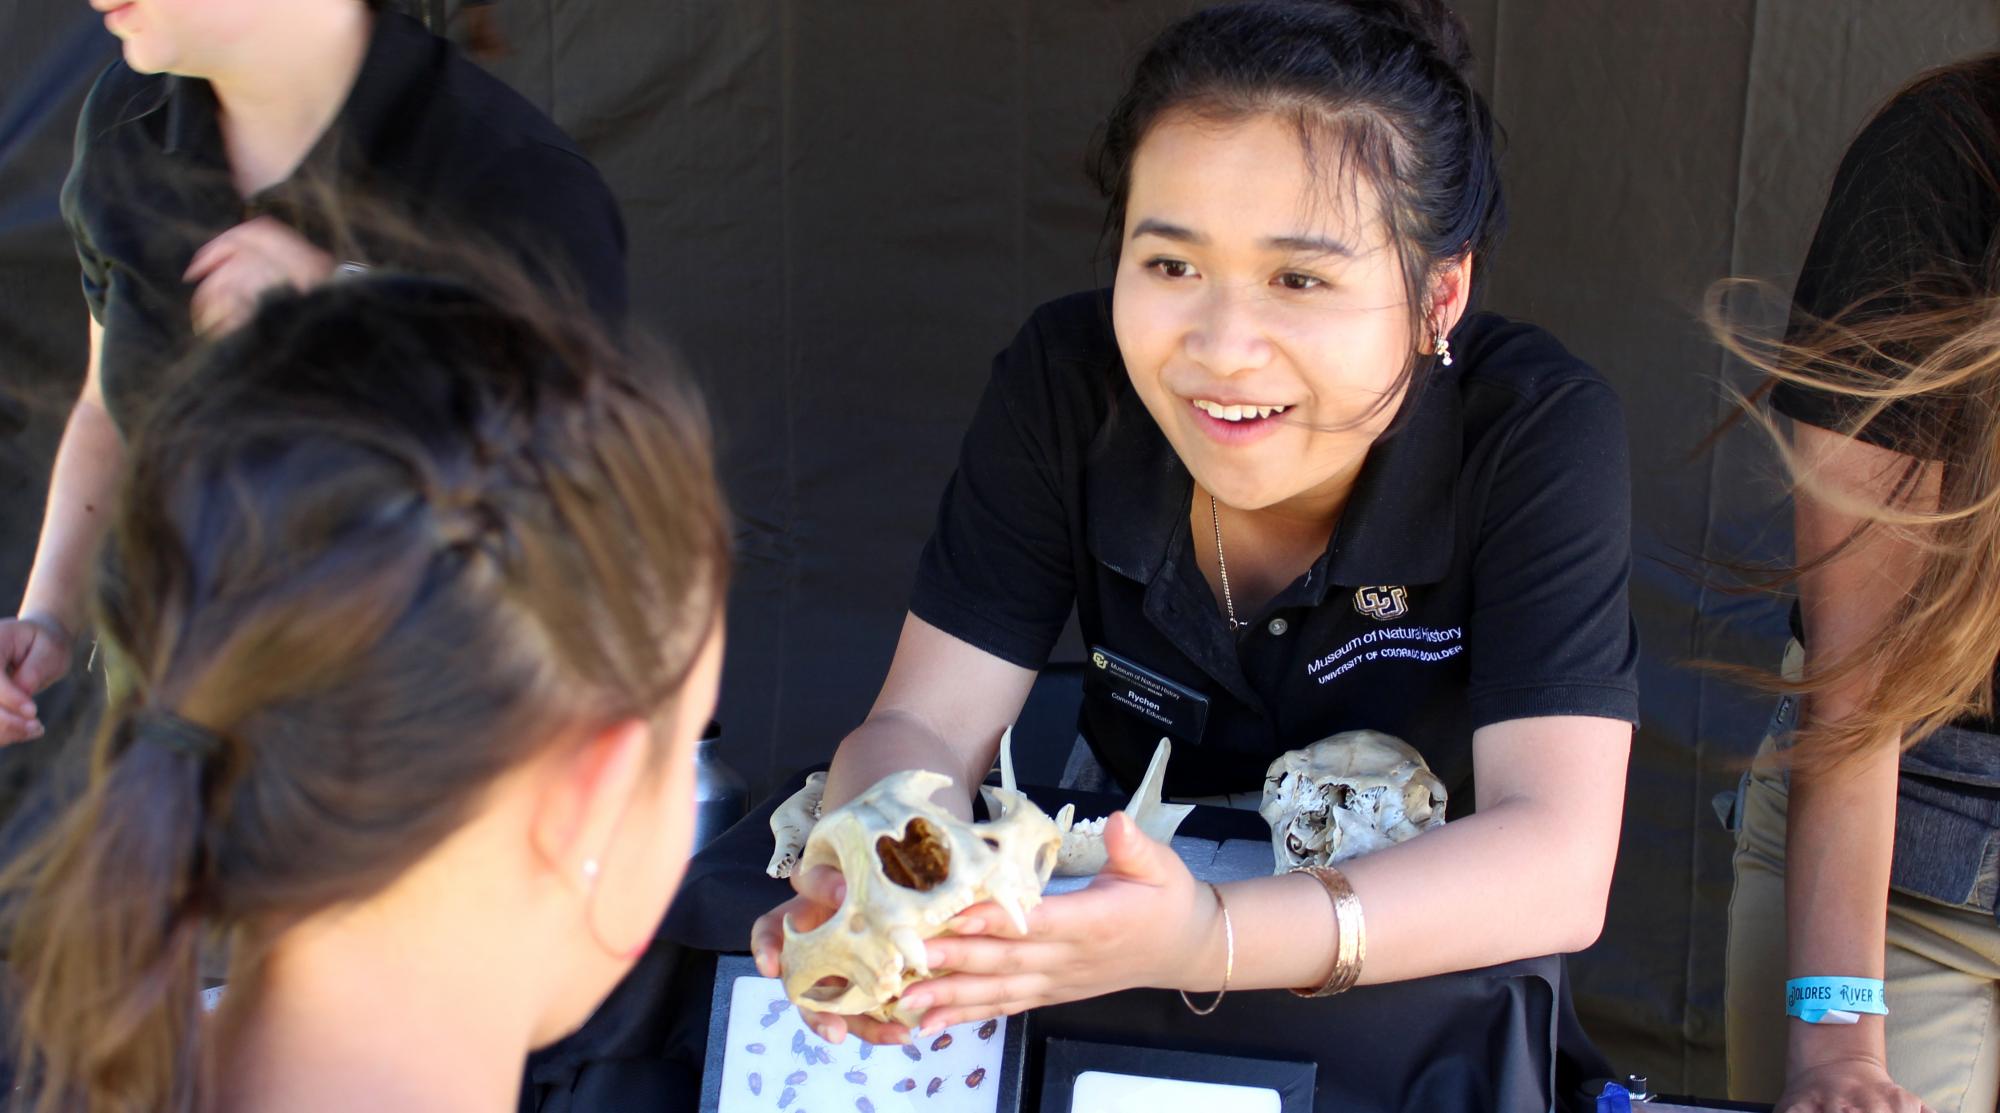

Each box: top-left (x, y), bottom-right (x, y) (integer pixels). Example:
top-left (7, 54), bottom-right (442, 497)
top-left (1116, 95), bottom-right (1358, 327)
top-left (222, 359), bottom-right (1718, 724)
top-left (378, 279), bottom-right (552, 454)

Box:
top-left (752, 0), bottom-right (1637, 1058)
top-left (0, 0), bottom-right (624, 745)
top-left (1723, 55), bottom-right (2000, 1113)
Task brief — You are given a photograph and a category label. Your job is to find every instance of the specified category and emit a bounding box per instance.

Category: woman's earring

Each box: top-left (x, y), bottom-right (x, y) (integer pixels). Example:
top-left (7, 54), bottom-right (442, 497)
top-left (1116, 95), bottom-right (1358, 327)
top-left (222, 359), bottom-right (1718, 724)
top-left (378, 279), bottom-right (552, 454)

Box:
top-left (1434, 328), bottom-right (1453, 367)
top-left (581, 858), bottom-right (602, 892)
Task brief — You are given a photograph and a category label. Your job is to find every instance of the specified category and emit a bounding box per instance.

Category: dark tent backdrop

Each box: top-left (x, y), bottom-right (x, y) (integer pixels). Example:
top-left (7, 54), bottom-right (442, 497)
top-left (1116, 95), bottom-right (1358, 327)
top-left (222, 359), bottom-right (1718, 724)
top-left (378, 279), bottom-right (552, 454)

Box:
top-left (3, 0), bottom-right (1995, 1094)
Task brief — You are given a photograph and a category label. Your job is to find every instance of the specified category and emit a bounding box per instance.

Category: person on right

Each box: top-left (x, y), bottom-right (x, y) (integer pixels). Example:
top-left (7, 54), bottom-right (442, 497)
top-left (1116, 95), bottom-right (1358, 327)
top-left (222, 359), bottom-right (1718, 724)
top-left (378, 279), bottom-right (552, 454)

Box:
top-left (1724, 54), bottom-right (2000, 1113)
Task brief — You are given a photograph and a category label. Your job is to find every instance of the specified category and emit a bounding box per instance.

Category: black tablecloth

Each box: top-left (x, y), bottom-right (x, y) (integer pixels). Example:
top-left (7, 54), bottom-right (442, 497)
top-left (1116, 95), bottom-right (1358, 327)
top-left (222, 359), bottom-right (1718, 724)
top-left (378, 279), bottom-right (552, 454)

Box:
top-left (522, 768), bottom-right (1613, 1113)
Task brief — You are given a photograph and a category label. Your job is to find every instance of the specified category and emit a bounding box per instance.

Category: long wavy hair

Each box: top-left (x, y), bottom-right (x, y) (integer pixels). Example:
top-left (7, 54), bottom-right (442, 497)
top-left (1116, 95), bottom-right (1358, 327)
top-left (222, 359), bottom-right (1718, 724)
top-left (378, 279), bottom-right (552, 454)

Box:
top-left (1713, 53), bottom-right (2000, 770)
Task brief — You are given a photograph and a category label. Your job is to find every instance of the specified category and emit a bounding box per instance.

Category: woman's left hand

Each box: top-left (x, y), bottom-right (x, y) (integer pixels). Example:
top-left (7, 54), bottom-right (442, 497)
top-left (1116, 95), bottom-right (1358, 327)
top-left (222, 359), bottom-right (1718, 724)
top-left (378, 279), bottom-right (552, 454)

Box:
top-left (185, 216), bottom-right (335, 335)
top-left (895, 811), bottom-right (1221, 1033)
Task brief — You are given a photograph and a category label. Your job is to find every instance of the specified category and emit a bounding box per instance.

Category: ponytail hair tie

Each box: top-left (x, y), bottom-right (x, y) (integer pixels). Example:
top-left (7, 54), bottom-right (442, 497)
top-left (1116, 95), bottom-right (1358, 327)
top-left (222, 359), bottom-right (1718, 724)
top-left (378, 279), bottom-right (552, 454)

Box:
top-left (133, 711), bottom-right (225, 763)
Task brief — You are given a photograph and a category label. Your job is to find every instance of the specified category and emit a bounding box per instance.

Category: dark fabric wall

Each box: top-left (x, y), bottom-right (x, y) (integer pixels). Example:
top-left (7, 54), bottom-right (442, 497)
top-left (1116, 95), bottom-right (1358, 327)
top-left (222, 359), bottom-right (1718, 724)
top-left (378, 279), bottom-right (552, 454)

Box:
top-left (0, 5), bottom-right (116, 816)
top-left (3, 0), bottom-right (1996, 1094)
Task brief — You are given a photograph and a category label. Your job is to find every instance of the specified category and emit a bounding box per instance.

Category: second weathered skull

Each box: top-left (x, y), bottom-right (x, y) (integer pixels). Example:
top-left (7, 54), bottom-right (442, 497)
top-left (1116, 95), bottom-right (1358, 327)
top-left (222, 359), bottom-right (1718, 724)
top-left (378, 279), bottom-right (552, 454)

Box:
top-left (1258, 730), bottom-right (1447, 872)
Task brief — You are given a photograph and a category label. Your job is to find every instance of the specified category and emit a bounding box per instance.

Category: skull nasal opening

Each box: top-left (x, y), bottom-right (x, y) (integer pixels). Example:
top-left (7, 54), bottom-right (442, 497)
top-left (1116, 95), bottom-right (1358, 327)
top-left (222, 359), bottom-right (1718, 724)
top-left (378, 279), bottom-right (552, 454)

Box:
top-left (876, 816), bottom-right (953, 890)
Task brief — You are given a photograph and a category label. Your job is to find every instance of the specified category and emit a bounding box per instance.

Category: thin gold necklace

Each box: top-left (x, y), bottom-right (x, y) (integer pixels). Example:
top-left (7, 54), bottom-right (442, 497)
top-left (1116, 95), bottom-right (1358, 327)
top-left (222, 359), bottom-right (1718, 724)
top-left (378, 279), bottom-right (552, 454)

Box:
top-left (1210, 493), bottom-right (1242, 631)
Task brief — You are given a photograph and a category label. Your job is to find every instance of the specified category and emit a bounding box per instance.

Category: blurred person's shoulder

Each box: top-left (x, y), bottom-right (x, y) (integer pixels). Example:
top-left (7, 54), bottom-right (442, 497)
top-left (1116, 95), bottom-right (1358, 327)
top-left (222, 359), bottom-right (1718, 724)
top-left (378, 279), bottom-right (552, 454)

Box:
top-left (370, 11), bottom-right (595, 176)
top-left (72, 60), bottom-right (171, 156)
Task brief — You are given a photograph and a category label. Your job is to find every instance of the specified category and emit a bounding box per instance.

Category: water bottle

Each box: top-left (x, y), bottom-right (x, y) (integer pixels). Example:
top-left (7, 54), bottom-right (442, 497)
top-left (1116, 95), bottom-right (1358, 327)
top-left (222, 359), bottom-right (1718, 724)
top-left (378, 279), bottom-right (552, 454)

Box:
top-left (692, 719), bottom-right (748, 850)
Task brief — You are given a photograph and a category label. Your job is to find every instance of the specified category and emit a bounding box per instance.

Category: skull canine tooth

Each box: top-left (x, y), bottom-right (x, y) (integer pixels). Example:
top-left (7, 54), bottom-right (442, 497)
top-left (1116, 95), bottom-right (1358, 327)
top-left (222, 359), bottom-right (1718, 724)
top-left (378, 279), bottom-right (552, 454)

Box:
top-left (890, 926), bottom-right (930, 978)
top-left (994, 893), bottom-right (1030, 935)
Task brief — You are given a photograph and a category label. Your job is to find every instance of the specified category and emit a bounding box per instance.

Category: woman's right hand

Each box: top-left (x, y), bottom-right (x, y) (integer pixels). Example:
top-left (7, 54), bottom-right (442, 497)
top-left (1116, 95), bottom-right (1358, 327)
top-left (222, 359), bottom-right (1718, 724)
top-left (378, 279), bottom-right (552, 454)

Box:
top-left (0, 615), bottom-right (74, 743)
top-left (749, 864), bottom-right (915, 1047)
top-left (1777, 1058), bottom-right (1934, 1113)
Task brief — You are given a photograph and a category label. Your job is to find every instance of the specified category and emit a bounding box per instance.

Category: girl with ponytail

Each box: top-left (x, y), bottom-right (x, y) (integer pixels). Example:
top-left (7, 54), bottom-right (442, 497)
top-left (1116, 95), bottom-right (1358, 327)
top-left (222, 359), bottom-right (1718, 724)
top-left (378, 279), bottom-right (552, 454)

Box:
top-left (754, 0), bottom-right (1635, 1100)
top-left (5, 274), bottom-right (728, 1113)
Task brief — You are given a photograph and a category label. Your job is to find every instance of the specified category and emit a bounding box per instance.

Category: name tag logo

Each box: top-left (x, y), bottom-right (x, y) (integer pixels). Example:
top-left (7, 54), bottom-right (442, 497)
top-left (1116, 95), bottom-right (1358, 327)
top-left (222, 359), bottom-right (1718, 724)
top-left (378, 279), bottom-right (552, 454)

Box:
top-left (1353, 585), bottom-right (1409, 620)
top-left (1084, 645), bottom-right (1209, 745)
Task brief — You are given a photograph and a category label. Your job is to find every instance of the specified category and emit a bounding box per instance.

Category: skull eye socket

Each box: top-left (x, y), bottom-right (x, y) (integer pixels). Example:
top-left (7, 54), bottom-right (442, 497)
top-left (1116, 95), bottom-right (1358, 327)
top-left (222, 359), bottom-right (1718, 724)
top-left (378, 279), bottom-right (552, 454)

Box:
top-left (801, 976), bottom-right (853, 1004)
top-left (877, 816), bottom-right (953, 891)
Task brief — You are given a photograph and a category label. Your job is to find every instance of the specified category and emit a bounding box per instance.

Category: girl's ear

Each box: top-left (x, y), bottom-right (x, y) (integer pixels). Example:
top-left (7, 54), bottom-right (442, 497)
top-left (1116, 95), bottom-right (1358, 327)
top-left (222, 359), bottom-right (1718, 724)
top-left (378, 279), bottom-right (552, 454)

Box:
top-left (528, 719), bottom-right (652, 887)
top-left (1428, 254), bottom-right (1475, 341)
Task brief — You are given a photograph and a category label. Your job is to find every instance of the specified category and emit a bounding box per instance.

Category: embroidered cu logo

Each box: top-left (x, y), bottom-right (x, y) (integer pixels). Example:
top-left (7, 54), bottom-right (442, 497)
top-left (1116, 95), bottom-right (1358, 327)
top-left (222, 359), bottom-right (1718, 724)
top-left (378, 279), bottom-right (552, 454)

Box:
top-left (1091, 651), bottom-right (1109, 670)
top-left (1353, 585), bottom-right (1409, 621)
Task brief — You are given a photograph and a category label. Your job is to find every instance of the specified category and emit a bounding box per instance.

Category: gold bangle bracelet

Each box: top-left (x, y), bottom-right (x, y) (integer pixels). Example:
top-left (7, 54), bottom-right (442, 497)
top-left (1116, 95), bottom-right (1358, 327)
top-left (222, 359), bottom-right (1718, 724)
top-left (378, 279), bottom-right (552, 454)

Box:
top-left (1289, 865), bottom-right (1366, 998)
top-left (1179, 882), bottom-right (1233, 1016)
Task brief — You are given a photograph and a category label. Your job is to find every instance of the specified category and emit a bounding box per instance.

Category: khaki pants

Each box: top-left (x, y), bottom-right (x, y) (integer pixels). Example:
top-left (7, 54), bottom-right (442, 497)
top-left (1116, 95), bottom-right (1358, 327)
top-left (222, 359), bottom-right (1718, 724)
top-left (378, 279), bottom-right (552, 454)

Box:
top-left (1726, 716), bottom-right (2000, 1110)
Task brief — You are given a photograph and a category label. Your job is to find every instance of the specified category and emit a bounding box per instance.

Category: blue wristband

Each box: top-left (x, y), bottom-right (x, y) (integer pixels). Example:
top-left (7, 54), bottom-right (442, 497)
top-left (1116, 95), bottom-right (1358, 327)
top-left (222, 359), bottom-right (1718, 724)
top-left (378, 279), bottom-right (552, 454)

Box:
top-left (1785, 977), bottom-right (1887, 1024)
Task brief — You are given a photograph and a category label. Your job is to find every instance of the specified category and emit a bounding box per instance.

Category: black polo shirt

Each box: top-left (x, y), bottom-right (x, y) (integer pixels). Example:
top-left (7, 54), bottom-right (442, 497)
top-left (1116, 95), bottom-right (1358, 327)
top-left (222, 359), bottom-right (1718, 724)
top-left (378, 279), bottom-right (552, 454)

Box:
top-left (61, 10), bottom-right (626, 435)
top-left (911, 291), bottom-right (1639, 802)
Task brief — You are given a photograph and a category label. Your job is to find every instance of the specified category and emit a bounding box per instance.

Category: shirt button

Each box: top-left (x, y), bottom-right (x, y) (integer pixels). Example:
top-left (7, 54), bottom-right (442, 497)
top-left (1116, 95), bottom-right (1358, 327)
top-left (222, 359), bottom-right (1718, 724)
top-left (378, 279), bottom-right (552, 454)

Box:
top-left (1267, 617), bottom-right (1289, 636)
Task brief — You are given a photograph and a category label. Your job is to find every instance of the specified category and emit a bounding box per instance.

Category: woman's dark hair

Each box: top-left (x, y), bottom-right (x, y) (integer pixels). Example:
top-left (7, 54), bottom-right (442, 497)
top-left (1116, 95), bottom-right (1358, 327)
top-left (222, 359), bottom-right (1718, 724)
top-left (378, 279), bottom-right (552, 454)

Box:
top-left (1091, 0), bottom-right (1507, 402)
top-left (4, 276), bottom-right (730, 1113)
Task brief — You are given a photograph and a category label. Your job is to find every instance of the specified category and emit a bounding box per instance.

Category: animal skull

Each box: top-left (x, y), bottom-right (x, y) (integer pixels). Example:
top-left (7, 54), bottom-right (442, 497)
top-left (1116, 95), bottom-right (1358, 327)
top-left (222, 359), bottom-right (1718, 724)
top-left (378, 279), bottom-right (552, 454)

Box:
top-left (1258, 730), bottom-right (1447, 873)
top-left (997, 727), bottom-right (1193, 876)
top-left (766, 771), bottom-right (826, 879)
top-left (779, 770), bottom-right (1061, 1025)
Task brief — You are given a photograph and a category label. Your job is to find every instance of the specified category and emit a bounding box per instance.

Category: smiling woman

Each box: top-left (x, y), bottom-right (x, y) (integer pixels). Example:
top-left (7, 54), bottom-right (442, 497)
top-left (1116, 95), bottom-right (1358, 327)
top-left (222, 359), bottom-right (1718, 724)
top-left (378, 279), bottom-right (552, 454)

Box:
top-left (1114, 111), bottom-right (1457, 520)
top-left (750, 0), bottom-right (1637, 1102)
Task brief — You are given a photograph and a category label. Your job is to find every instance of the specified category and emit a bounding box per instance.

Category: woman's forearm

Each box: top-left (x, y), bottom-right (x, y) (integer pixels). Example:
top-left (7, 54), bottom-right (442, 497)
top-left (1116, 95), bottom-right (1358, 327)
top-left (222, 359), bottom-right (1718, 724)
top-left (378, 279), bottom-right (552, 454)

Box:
top-left (823, 709), bottom-right (995, 821)
top-left (1203, 719), bottom-right (1626, 995)
top-left (1154, 715), bottom-right (1628, 994)
top-left (821, 614), bottom-right (1037, 819)
top-left (1208, 793), bottom-right (1617, 993)
top-left (1777, 424), bottom-right (1932, 1076)
top-left (1782, 743), bottom-right (1899, 1073)
top-left (19, 395), bottom-right (123, 634)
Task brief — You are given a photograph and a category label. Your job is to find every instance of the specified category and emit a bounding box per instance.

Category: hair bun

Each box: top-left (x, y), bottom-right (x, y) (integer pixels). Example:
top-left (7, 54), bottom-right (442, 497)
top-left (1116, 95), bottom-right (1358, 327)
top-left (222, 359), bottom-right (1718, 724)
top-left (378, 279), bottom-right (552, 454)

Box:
top-left (1343, 0), bottom-right (1476, 78)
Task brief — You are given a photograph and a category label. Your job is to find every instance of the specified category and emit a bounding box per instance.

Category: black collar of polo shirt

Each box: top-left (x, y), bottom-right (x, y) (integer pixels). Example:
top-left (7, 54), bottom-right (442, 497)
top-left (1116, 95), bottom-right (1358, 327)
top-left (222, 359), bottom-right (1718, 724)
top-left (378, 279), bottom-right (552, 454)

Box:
top-left (1325, 357), bottom-right (1462, 589)
top-left (159, 11), bottom-right (433, 189)
top-left (1084, 353), bottom-right (1462, 597)
top-left (160, 76), bottom-right (219, 162)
